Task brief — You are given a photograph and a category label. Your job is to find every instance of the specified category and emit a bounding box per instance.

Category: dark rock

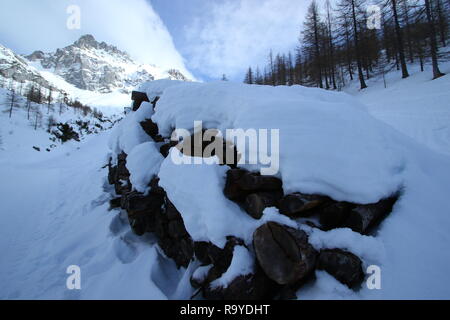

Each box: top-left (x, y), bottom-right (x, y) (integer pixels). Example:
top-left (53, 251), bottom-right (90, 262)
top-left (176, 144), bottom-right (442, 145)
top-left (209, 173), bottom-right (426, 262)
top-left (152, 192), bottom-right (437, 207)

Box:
top-left (218, 141), bottom-right (240, 168)
top-left (114, 152), bottom-right (131, 194)
top-left (319, 202), bottom-right (354, 230)
top-left (150, 194), bottom-right (194, 268)
top-left (160, 235), bottom-right (194, 268)
top-left (154, 209), bottom-right (169, 239)
top-left (160, 141), bottom-right (178, 158)
top-left (114, 179), bottom-right (131, 196)
top-left (223, 168), bottom-right (250, 202)
top-left (317, 249), bottom-right (365, 288)
top-left (33, 146), bottom-right (40, 152)
top-left (253, 222), bottom-right (317, 285)
top-left (140, 119), bottom-right (163, 142)
top-left (178, 238), bottom-right (194, 265)
top-left (208, 237), bottom-right (245, 274)
top-left (151, 96), bottom-right (160, 109)
top-left (237, 173), bottom-right (282, 192)
top-left (204, 269), bottom-right (275, 300)
top-left (122, 191), bottom-right (163, 216)
top-left (108, 165), bottom-right (117, 185)
top-left (109, 197), bottom-right (122, 210)
top-left (131, 91), bottom-right (149, 111)
top-left (165, 200), bottom-right (182, 220)
top-left (190, 265), bottom-right (213, 289)
top-left (194, 242), bottom-right (212, 265)
top-left (158, 236), bottom-right (174, 256)
top-left (244, 191), bottom-right (283, 219)
top-left (149, 177), bottom-right (166, 196)
top-left (343, 195), bottom-right (398, 234)
top-left (117, 151), bottom-right (127, 163)
top-left (279, 193), bottom-right (329, 218)
top-left (275, 270), bottom-right (316, 300)
top-left (121, 191), bottom-right (164, 235)
top-left (168, 220), bottom-right (188, 239)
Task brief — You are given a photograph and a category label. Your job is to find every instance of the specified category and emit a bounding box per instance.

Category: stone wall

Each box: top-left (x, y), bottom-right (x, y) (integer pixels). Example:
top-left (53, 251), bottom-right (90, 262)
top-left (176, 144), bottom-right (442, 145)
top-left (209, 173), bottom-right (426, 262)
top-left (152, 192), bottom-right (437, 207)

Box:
top-left (107, 92), bottom-right (399, 300)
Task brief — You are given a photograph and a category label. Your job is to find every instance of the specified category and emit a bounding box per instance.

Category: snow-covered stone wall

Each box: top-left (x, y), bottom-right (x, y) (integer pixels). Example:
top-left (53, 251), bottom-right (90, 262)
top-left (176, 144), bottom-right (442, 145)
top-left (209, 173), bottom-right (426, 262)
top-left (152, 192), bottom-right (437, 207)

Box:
top-left (106, 79), bottom-right (450, 299)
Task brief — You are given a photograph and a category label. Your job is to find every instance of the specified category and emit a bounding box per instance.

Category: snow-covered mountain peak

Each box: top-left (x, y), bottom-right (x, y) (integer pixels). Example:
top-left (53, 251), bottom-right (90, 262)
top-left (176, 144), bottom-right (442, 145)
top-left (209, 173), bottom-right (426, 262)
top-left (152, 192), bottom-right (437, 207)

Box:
top-left (21, 34), bottom-right (190, 94)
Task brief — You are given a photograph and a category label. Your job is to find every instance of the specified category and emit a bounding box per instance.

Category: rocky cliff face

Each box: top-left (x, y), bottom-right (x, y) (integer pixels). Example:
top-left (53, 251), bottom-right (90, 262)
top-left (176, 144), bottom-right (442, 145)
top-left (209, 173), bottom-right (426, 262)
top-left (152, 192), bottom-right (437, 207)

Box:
top-left (0, 45), bottom-right (52, 90)
top-left (25, 35), bottom-right (189, 93)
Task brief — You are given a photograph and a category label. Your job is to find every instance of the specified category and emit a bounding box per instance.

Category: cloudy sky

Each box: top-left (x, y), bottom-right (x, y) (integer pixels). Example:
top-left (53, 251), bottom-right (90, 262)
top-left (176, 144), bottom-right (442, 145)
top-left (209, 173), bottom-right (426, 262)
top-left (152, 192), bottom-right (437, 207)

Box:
top-left (0, 0), bottom-right (311, 81)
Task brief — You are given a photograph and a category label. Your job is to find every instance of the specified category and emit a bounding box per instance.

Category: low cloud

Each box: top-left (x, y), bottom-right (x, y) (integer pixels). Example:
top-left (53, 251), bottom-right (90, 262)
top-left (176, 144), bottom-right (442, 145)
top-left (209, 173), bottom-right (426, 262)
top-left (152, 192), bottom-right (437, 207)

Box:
top-left (183, 0), bottom-right (308, 79)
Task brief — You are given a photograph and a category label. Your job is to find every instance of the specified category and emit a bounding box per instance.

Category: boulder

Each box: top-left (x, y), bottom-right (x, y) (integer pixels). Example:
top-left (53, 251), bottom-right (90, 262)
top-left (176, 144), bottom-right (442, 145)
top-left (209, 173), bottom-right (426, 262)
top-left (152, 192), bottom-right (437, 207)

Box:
top-left (253, 222), bottom-right (317, 285)
top-left (149, 177), bottom-right (166, 196)
top-left (223, 168), bottom-right (250, 202)
top-left (317, 249), bottom-right (365, 288)
top-left (168, 220), bottom-right (188, 239)
top-left (244, 191), bottom-right (283, 219)
top-left (237, 173), bottom-right (282, 192)
top-left (343, 195), bottom-right (398, 234)
top-left (204, 269), bottom-right (275, 300)
top-left (109, 197), bottom-right (122, 210)
top-left (165, 200), bottom-right (182, 220)
top-left (194, 241), bottom-right (212, 265)
top-left (131, 91), bottom-right (149, 111)
top-left (140, 119), bottom-right (164, 142)
top-left (114, 179), bottom-right (131, 196)
top-left (208, 237), bottom-right (245, 273)
top-left (121, 191), bottom-right (163, 216)
top-left (113, 152), bottom-right (131, 195)
top-left (319, 202), bottom-right (354, 230)
top-left (121, 191), bottom-right (165, 235)
top-left (108, 165), bottom-right (117, 185)
top-left (177, 238), bottom-right (195, 267)
top-left (278, 193), bottom-right (329, 217)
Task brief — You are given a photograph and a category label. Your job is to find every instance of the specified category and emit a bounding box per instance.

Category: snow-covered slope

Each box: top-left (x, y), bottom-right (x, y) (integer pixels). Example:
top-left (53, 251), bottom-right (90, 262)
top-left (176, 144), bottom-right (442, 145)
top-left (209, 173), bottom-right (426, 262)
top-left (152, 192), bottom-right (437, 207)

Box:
top-left (346, 60), bottom-right (450, 158)
top-left (0, 87), bottom-right (120, 155)
top-left (1, 66), bottom-right (450, 299)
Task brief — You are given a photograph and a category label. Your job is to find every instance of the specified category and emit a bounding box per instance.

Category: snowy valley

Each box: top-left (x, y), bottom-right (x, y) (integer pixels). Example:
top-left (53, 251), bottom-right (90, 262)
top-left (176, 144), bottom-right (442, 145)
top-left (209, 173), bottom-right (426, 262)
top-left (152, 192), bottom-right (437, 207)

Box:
top-left (1, 58), bottom-right (450, 300)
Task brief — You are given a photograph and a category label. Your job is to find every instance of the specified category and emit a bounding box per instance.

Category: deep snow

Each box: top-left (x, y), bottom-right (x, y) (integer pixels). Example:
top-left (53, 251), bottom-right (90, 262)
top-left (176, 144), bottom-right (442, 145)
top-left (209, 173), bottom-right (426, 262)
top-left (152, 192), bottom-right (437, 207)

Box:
top-left (1, 61), bottom-right (450, 300)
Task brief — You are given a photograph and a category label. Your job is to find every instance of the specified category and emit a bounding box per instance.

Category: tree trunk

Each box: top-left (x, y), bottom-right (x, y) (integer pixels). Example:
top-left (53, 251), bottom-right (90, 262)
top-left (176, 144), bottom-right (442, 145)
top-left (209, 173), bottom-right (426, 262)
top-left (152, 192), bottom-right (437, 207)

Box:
top-left (436, 0), bottom-right (447, 46)
top-left (313, 11), bottom-right (323, 88)
top-left (401, 0), bottom-right (414, 63)
top-left (391, 0), bottom-right (409, 78)
top-left (351, 0), bottom-right (367, 89)
top-left (425, 0), bottom-right (445, 79)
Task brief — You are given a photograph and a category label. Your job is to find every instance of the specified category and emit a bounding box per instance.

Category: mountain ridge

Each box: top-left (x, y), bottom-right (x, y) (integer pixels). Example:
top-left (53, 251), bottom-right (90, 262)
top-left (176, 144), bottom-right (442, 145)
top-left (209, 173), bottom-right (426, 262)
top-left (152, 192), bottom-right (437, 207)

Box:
top-left (0, 34), bottom-right (191, 106)
top-left (24, 34), bottom-right (190, 93)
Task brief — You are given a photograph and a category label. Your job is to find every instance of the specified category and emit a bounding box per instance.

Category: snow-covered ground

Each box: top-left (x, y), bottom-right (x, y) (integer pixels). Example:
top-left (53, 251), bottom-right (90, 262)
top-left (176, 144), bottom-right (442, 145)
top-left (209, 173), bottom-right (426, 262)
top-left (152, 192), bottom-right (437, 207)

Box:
top-left (0, 88), bottom-right (121, 155)
top-left (346, 60), bottom-right (450, 158)
top-left (1, 61), bottom-right (450, 300)
top-left (0, 131), bottom-right (189, 299)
